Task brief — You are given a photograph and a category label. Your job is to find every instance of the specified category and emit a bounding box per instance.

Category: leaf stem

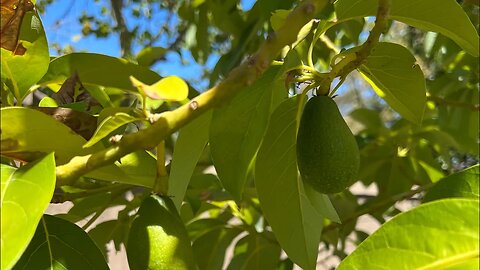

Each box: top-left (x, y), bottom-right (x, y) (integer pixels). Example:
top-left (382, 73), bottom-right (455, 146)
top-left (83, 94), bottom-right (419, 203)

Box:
top-left (154, 140), bottom-right (169, 195)
top-left (317, 0), bottom-right (391, 96)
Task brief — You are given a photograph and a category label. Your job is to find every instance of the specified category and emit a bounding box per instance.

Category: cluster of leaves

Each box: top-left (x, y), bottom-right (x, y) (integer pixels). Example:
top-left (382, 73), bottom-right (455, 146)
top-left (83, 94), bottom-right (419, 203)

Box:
top-left (1, 0), bottom-right (479, 270)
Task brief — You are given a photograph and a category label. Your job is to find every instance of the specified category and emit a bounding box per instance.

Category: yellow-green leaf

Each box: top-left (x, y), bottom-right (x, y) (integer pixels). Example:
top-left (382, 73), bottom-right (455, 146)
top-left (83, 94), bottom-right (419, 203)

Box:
top-left (130, 75), bottom-right (188, 101)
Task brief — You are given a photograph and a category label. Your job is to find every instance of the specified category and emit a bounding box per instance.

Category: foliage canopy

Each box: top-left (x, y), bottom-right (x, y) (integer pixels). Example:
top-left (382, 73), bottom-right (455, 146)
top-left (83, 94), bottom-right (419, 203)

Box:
top-left (1, 0), bottom-right (479, 269)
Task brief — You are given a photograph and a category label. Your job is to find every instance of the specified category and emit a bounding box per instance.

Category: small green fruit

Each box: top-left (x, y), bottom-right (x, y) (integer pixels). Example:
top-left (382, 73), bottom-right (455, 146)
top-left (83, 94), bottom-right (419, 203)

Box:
top-left (296, 95), bottom-right (360, 193)
top-left (127, 195), bottom-right (197, 270)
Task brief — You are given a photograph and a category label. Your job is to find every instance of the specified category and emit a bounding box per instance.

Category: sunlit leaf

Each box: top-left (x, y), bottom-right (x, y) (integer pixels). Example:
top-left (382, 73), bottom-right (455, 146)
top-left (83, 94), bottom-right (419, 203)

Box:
top-left (359, 42), bottom-right (426, 124)
top-left (130, 75), bottom-right (188, 101)
top-left (335, 0), bottom-right (479, 57)
top-left (136, 46), bottom-right (167, 66)
top-left (338, 198), bottom-right (480, 270)
top-left (0, 107), bottom-right (92, 164)
top-left (255, 97), bottom-right (324, 270)
top-left (39, 53), bottom-right (161, 92)
top-left (84, 112), bottom-right (142, 148)
top-left (424, 165), bottom-right (479, 202)
top-left (1, 8), bottom-right (49, 101)
top-left (1, 153), bottom-right (56, 270)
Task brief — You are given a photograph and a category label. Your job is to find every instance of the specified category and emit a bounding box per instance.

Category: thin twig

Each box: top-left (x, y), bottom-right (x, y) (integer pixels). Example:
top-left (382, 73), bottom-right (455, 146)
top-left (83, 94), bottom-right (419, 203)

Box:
top-left (323, 183), bottom-right (434, 233)
top-left (427, 95), bottom-right (479, 111)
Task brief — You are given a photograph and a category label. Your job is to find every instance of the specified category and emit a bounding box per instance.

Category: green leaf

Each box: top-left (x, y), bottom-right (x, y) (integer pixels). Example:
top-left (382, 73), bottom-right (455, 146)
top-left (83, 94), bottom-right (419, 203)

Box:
top-left (227, 232), bottom-right (281, 270)
top-left (359, 42), bottom-right (426, 124)
top-left (84, 112), bottom-right (142, 148)
top-left (210, 66), bottom-right (282, 200)
top-left (136, 46), bottom-right (167, 66)
top-left (334, 0), bottom-right (479, 57)
top-left (338, 198), bottom-right (479, 270)
top-left (255, 97), bottom-right (324, 270)
top-left (0, 107), bottom-right (157, 187)
top-left (0, 107), bottom-right (93, 164)
top-left (438, 89), bottom-right (479, 155)
top-left (192, 227), bottom-right (242, 270)
top-left (130, 75), bottom-right (188, 101)
top-left (1, 10), bottom-right (49, 101)
top-left (1, 153), bottom-right (56, 270)
top-left (270, 10), bottom-right (290, 31)
top-left (86, 150), bottom-right (157, 188)
top-left (13, 215), bottom-right (109, 270)
top-left (304, 184), bottom-right (341, 223)
top-left (39, 53), bottom-right (161, 92)
top-left (88, 219), bottom-right (130, 258)
top-left (424, 165), bottom-right (479, 202)
top-left (169, 110), bottom-right (212, 210)
top-left (38, 96), bottom-right (58, 107)
top-left (349, 108), bottom-right (384, 134)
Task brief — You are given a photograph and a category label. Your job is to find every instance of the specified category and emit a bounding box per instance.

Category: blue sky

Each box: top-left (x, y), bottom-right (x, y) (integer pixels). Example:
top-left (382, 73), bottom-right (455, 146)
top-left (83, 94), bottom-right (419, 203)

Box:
top-left (40, 0), bottom-right (256, 90)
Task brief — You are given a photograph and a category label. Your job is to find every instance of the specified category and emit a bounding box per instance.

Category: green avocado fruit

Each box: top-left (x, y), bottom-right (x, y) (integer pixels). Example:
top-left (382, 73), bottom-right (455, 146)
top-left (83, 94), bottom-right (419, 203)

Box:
top-left (127, 195), bottom-right (197, 270)
top-left (296, 95), bottom-right (360, 194)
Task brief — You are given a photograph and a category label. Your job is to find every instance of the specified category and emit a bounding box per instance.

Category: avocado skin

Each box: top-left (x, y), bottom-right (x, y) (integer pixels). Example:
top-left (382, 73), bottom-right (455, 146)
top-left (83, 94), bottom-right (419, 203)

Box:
top-left (127, 195), bottom-right (197, 270)
top-left (296, 96), bottom-right (360, 194)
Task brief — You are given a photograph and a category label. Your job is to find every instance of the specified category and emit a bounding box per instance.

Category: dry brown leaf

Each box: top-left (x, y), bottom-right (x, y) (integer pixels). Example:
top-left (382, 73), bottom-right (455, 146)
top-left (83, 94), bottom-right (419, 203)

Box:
top-left (1, 0), bottom-right (35, 55)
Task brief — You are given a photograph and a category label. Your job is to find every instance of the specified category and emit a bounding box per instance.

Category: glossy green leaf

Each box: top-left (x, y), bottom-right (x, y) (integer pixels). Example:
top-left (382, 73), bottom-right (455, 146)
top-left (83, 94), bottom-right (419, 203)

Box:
top-left (192, 227), bottom-right (242, 270)
top-left (1, 10), bottom-right (49, 101)
top-left (169, 110), bottom-right (212, 210)
top-left (84, 112), bottom-right (142, 148)
top-left (130, 75), bottom-right (188, 101)
top-left (0, 164), bottom-right (16, 199)
top-left (88, 219), bottom-right (130, 258)
top-left (136, 46), bottom-right (167, 66)
top-left (210, 66), bottom-right (282, 200)
top-left (424, 165), bottom-right (479, 202)
top-left (1, 153), bottom-right (56, 270)
top-left (359, 42), bottom-right (426, 124)
top-left (338, 198), bottom-right (479, 270)
top-left (304, 184), bottom-right (341, 223)
top-left (227, 232), bottom-right (281, 270)
top-left (13, 215), bottom-right (109, 270)
top-left (86, 150), bottom-right (157, 188)
top-left (335, 0), bottom-right (479, 57)
top-left (1, 105), bottom-right (156, 186)
top-left (38, 96), bottom-right (58, 107)
top-left (39, 53), bottom-right (161, 92)
top-left (255, 97), bottom-right (324, 270)
top-left (0, 107), bottom-right (94, 164)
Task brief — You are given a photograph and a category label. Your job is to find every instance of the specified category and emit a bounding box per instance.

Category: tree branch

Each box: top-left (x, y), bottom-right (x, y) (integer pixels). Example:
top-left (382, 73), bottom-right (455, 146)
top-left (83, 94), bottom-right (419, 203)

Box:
top-left (110, 0), bottom-right (132, 58)
top-left (56, 0), bottom-right (330, 186)
top-left (427, 95), bottom-right (480, 111)
top-left (318, 0), bottom-right (391, 95)
top-left (323, 183), bottom-right (433, 233)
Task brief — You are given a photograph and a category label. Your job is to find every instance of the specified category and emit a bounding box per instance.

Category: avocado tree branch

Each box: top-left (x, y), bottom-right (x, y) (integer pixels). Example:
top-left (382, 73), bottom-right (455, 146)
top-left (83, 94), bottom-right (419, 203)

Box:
top-left (427, 95), bottom-right (480, 111)
top-left (55, 0), bottom-right (330, 186)
top-left (317, 0), bottom-right (392, 95)
top-left (110, 0), bottom-right (133, 58)
top-left (323, 183), bottom-right (434, 233)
